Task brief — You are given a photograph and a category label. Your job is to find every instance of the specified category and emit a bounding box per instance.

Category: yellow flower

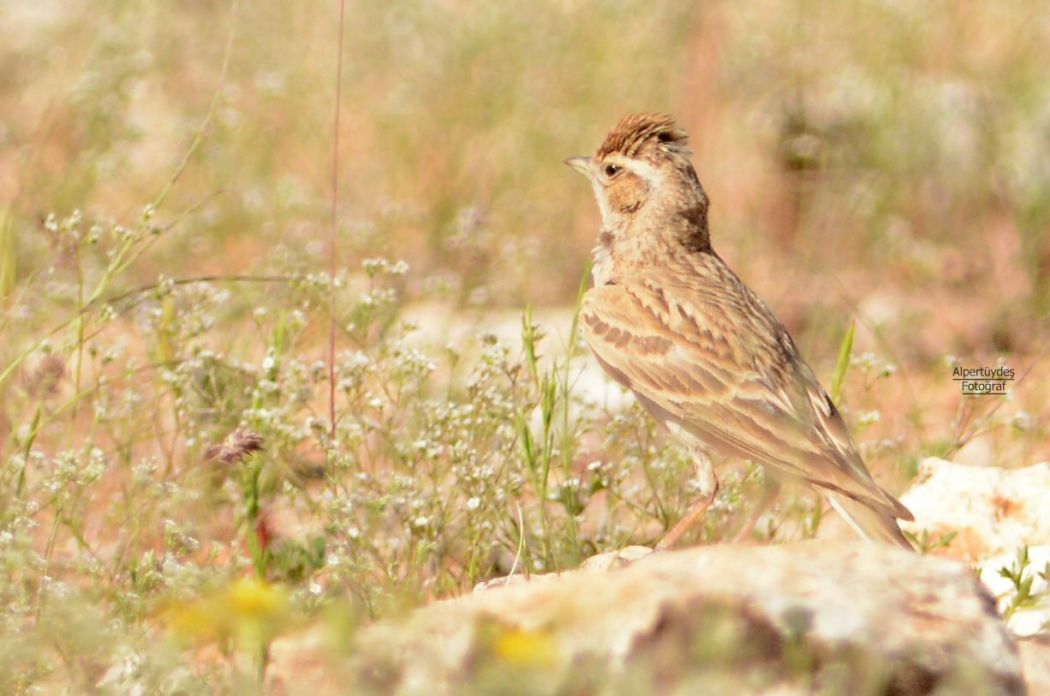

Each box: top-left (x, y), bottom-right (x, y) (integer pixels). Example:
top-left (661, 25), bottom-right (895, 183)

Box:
top-left (492, 627), bottom-right (557, 668)
top-left (227, 577), bottom-right (287, 620)
top-left (165, 577), bottom-right (290, 646)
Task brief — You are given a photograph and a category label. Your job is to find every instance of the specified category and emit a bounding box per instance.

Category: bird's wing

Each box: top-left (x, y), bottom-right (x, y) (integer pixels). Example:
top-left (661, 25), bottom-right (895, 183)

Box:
top-left (581, 274), bottom-right (910, 521)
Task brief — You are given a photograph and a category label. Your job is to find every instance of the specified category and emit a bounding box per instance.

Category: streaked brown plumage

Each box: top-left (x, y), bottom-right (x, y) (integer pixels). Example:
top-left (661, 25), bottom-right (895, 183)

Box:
top-left (567, 113), bottom-right (913, 548)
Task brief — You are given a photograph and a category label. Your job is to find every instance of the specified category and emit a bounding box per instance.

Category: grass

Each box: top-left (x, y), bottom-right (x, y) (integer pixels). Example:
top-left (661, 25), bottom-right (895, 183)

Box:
top-left (1, 0), bottom-right (1049, 691)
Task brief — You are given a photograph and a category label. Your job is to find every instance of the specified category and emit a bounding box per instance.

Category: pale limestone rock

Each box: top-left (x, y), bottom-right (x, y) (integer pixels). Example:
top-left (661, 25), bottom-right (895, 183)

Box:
top-left (472, 545), bottom-right (653, 592)
top-left (901, 458), bottom-right (1050, 562)
top-left (897, 457), bottom-right (1050, 690)
top-left (265, 624), bottom-right (336, 696)
top-left (1019, 639), bottom-right (1050, 696)
top-left (577, 544), bottom-right (653, 572)
top-left (339, 543), bottom-right (1021, 695)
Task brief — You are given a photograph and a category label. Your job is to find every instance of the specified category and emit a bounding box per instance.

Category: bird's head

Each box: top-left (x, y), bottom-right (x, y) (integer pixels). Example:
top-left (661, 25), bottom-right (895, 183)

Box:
top-left (566, 113), bottom-right (708, 240)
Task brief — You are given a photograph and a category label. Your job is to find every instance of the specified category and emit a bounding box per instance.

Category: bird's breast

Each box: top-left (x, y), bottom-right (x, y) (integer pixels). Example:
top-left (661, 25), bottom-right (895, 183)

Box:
top-left (591, 244), bottom-right (614, 286)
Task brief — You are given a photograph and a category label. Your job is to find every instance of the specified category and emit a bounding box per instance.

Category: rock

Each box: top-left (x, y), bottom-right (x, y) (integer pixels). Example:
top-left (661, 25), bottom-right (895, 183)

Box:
top-left (901, 458), bottom-right (1050, 562)
top-left (341, 543), bottom-right (1022, 695)
top-left (1019, 638), bottom-right (1050, 695)
top-left (577, 544), bottom-right (653, 572)
top-left (900, 457), bottom-right (1050, 671)
top-left (266, 623), bottom-right (339, 696)
top-left (472, 546), bottom-right (653, 592)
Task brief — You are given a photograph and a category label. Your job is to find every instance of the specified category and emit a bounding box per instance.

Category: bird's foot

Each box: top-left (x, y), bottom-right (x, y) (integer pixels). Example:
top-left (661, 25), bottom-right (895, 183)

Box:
top-left (656, 480), bottom-right (720, 550)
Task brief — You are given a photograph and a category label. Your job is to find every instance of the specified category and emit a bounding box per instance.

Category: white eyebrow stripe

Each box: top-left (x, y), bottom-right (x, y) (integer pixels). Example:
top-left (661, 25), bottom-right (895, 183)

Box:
top-left (620, 157), bottom-right (665, 186)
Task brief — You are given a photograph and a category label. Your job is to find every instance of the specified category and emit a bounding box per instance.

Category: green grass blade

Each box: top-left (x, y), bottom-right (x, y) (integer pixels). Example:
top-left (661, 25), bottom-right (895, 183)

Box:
top-left (830, 322), bottom-right (855, 403)
top-left (0, 207), bottom-right (14, 305)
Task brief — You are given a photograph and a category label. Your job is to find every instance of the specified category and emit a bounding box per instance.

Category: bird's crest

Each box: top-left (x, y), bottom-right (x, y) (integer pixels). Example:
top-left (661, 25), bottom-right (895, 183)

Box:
top-left (596, 113), bottom-right (689, 159)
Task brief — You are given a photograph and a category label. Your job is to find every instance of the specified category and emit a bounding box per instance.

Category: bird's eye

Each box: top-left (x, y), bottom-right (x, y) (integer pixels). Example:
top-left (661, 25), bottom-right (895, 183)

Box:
top-left (604, 164), bottom-right (622, 178)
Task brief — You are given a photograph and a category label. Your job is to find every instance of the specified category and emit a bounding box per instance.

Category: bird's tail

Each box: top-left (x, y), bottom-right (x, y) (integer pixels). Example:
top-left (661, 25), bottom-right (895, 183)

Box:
top-left (825, 492), bottom-right (913, 550)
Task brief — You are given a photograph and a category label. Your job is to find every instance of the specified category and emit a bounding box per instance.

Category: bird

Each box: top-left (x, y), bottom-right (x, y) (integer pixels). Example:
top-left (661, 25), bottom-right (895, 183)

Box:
top-left (566, 113), bottom-right (913, 549)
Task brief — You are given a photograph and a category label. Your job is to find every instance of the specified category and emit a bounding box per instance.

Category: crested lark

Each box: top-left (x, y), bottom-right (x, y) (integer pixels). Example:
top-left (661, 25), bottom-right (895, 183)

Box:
top-left (567, 113), bottom-right (913, 549)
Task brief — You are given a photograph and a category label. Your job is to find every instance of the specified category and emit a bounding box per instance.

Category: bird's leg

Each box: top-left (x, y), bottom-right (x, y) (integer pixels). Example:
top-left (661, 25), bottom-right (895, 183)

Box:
top-left (732, 475), bottom-right (782, 543)
top-left (657, 448), bottom-right (718, 550)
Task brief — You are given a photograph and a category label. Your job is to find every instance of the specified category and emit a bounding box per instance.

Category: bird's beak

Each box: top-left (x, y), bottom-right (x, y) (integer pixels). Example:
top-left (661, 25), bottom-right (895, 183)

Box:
top-left (564, 156), bottom-right (593, 178)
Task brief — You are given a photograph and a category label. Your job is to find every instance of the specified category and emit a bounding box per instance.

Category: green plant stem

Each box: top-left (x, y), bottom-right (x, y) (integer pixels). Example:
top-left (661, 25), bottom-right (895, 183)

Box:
top-left (16, 405), bottom-right (42, 498)
top-left (244, 457), bottom-right (267, 580)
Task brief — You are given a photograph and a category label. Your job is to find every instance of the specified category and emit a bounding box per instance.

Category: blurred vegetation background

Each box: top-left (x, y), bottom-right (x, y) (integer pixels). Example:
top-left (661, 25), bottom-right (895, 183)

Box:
top-left (1, 0), bottom-right (1048, 690)
top-left (4, 1), bottom-right (1049, 347)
